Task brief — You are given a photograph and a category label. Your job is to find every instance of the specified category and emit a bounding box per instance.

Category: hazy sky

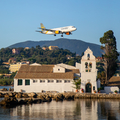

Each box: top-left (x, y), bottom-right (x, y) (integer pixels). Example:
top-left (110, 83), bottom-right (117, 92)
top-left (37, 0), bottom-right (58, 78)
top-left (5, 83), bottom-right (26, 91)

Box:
top-left (0, 0), bottom-right (120, 51)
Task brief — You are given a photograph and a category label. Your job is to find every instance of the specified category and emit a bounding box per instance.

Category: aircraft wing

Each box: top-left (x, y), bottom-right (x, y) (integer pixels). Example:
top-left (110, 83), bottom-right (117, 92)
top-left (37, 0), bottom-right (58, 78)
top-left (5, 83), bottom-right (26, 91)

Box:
top-left (38, 28), bottom-right (62, 32)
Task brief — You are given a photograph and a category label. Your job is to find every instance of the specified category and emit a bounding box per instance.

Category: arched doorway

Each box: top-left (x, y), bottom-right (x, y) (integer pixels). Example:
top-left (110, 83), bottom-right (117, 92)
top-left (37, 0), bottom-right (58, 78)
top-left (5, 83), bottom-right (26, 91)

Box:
top-left (86, 83), bottom-right (92, 93)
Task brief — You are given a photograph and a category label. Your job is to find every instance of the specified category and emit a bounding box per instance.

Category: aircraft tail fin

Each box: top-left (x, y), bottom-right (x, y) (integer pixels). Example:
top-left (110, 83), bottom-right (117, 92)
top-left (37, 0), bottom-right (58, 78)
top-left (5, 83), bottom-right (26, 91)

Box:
top-left (40, 23), bottom-right (45, 31)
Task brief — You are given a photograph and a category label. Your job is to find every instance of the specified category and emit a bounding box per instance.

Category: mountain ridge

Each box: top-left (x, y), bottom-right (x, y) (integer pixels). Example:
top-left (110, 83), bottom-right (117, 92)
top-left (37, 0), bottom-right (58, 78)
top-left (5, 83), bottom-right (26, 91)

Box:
top-left (8, 38), bottom-right (104, 57)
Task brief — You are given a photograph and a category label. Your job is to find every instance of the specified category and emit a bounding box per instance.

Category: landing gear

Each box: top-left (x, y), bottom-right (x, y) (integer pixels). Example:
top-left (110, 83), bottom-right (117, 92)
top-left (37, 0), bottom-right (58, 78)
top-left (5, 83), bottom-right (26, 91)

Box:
top-left (61, 34), bottom-right (63, 37)
top-left (54, 34), bottom-right (56, 36)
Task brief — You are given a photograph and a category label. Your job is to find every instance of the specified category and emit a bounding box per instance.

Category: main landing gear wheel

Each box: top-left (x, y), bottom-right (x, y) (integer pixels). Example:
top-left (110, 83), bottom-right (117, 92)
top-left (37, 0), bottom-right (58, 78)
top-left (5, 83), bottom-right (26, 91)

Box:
top-left (54, 34), bottom-right (56, 36)
top-left (61, 34), bottom-right (63, 37)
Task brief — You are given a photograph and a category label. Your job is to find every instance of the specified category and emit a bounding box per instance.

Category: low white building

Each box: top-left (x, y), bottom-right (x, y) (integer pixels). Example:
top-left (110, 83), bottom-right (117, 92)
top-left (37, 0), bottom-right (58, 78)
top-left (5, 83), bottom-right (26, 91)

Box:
top-left (14, 47), bottom-right (100, 93)
top-left (14, 63), bottom-right (80, 93)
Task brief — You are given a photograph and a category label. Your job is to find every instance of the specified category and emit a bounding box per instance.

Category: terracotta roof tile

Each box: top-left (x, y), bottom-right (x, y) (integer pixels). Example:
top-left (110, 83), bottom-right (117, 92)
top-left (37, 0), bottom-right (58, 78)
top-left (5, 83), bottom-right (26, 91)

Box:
top-left (14, 64), bottom-right (77, 79)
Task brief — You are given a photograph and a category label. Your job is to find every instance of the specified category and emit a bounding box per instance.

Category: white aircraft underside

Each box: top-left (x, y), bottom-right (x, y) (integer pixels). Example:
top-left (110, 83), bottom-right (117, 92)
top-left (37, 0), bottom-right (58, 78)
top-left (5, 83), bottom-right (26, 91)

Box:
top-left (36, 23), bottom-right (77, 37)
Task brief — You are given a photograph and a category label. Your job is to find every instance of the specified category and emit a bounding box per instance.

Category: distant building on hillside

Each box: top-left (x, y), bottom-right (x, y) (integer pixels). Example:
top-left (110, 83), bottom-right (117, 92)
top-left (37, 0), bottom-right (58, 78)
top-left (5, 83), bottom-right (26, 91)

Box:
top-left (9, 62), bottom-right (29, 73)
top-left (49, 46), bottom-right (59, 50)
top-left (2, 62), bottom-right (9, 65)
top-left (12, 49), bottom-right (20, 54)
top-left (96, 57), bottom-right (104, 62)
top-left (24, 47), bottom-right (30, 50)
top-left (66, 55), bottom-right (73, 59)
top-left (42, 46), bottom-right (49, 50)
top-left (8, 58), bottom-right (17, 64)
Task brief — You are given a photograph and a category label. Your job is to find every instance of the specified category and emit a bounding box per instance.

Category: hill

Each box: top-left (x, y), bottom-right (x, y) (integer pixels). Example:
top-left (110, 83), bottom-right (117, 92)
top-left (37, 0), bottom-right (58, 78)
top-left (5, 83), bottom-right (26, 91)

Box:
top-left (8, 38), bottom-right (103, 57)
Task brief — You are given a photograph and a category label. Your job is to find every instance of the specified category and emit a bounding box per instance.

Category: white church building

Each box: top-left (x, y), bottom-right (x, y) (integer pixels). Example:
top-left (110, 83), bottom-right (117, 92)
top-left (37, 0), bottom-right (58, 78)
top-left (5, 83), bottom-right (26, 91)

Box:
top-left (76, 47), bottom-right (99, 93)
top-left (14, 47), bottom-right (100, 93)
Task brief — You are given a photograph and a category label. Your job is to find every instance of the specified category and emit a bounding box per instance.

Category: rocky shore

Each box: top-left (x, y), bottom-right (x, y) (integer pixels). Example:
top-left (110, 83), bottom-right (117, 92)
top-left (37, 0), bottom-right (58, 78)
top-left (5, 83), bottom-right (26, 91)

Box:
top-left (0, 90), bottom-right (120, 108)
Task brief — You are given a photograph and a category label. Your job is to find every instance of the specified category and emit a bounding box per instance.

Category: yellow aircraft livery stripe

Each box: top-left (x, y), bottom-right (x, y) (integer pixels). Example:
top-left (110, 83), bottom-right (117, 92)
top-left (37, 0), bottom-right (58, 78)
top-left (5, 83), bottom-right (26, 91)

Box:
top-left (45, 31), bottom-right (48, 34)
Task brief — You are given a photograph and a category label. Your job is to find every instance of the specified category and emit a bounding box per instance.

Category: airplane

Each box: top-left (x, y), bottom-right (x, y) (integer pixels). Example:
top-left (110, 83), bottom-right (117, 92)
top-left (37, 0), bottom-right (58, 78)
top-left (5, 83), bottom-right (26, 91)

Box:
top-left (36, 23), bottom-right (77, 37)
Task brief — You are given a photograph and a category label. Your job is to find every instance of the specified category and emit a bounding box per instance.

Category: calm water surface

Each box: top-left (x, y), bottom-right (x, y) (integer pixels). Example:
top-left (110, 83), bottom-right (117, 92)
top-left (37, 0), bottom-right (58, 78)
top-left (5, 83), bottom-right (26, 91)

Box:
top-left (0, 86), bottom-right (120, 120)
top-left (0, 99), bottom-right (120, 120)
top-left (0, 86), bottom-right (13, 90)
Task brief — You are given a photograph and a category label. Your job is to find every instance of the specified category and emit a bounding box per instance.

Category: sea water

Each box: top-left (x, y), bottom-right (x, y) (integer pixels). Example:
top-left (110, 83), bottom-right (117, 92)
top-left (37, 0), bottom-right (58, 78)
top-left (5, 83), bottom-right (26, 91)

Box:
top-left (0, 99), bottom-right (120, 120)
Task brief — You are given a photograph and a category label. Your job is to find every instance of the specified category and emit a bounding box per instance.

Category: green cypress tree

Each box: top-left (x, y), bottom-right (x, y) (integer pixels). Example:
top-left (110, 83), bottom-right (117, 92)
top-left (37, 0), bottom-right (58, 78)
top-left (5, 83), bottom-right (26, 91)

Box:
top-left (100, 30), bottom-right (119, 84)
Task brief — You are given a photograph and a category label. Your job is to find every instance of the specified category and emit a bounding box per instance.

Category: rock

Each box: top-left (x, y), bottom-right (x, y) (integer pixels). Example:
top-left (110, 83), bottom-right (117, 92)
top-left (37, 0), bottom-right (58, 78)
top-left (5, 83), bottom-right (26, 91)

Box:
top-left (9, 88), bottom-right (11, 91)
top-left (1, 88), bottom-right (8, 91)
top-left (45, 94), bottom-right (52, 102)
top-left (0, 93), bottom-right (4, 97)
top-left (28, 92), bottom-right (37, 98)
top-left (15, 92), bottom-right (22, 98)
top-left (26, 98), bottom-right (33, 104)
top-left (22, 93), bottom-right (29, 98)
top-left (4, 93), bottom-right (10, 98)
top-left (63, 93), bottom-right (75, 100)
top-left (8, 88), bottom-right (14, 91)
top-left (0, 97), bottom-right (18, 107)
top-left (35, 99), bottom-right (42, 104)
top-left (18, 99), bottom-right (27, 105)
top-left (53, 93), bottom-right (64, 101)
top-left (11, 88), bottom-right (14, 91)
top-left (37, 93), bottom-right (52, 102)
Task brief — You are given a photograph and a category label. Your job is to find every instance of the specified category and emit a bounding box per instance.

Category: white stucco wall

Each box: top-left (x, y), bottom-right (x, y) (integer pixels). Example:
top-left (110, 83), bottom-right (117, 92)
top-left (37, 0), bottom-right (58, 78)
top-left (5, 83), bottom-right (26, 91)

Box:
top-left (97, 79), bottom-right (101, 88)
top-left (80, 47), bottom-right (98, 93)
top-left (53, 65), bottom-right (65, 73)
top-left (57, 63), bottom-right (76, 69)
top-left (104, 86), bottom-right (119, 94)
top-left (75, 62), bottom-right (81, 72)
top-left (14, 79), bottom-right (75, 93)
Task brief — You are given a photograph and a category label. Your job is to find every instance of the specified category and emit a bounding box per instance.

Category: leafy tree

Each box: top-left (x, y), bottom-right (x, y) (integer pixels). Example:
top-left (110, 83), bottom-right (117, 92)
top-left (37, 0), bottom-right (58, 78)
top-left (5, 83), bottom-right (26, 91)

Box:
top-left (10, 71), bottom-right (17, 79)
top-left (73, 78), bottom-right (81, 90)
top-left (100, 30), bottom-right (119, 84)
top-left (97, 71), bottom-right (106, 85)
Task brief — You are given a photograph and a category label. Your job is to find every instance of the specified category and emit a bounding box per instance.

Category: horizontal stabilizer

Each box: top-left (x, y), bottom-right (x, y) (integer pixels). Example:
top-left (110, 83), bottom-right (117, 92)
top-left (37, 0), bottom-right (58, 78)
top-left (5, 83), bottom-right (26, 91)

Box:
top-left (36, 30), bottom-right (42, 33)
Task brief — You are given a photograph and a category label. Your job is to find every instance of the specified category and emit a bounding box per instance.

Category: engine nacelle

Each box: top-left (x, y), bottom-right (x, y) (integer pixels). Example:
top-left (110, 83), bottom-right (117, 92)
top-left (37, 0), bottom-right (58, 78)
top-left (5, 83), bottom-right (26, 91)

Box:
top-left (55, 30), bottom-right (60, 34)
top-left (65, 32), bottom-right (71, 35)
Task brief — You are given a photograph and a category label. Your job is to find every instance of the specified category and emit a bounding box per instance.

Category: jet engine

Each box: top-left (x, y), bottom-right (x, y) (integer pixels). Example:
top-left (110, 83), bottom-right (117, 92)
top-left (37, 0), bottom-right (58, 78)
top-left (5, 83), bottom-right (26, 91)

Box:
top-left (65, 32), bottom-right (71, 35)
top-left (55, 30), bottom-right (60, 34)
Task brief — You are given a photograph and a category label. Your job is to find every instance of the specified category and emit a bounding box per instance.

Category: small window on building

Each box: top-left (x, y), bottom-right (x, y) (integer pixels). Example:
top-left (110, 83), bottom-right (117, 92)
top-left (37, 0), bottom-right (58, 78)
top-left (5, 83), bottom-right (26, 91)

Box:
top-left (25, 79), bottom-right (30, 85)
top-left (48, 80), bottom-right (54, 83)
top-left (85, 62), bottom-right (88, 68)
top-left (18, 79), bottom-right (22, 85)
top-left (86, 70), bottom-right (88, 72)
top-left (89, 62), bottom-right (92, 68)
top-left (64, 80), bottom-right (70, 83)
top-left (40, 80), bottom-right (45, 83)
top-left (93, 86), bottom-right (95, 90)
top-left (58, 69), bottom-right (60, 71)
top-left (56, 80), bottom-right (62, 83)
top-left (87, 54), bottom-right (90, 60)
top-left (33, 80), bottom-right (37, 83)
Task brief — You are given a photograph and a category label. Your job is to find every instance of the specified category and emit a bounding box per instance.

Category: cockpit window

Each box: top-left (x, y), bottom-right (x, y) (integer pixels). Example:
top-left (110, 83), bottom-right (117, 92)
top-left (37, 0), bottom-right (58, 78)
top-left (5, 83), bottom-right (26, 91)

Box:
top-left (72, 26), bottom-right (75, 28)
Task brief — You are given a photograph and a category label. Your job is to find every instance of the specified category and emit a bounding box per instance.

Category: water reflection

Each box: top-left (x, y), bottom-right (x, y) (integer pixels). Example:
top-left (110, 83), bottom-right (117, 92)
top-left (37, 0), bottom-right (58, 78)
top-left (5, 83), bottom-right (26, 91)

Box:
top-left (0, 99), bottom-right (120, 120)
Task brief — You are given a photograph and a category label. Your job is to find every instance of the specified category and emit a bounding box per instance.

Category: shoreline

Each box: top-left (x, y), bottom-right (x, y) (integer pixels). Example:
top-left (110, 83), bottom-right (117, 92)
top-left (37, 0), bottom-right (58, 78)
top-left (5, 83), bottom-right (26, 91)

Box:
top-left (0, 91), bottom-right (120, 108)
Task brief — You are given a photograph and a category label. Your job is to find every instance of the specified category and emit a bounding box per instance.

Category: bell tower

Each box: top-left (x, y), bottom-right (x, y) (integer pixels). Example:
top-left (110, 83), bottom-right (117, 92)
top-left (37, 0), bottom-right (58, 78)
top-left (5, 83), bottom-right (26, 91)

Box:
top-left (80, 47), bottom-right (98, 93)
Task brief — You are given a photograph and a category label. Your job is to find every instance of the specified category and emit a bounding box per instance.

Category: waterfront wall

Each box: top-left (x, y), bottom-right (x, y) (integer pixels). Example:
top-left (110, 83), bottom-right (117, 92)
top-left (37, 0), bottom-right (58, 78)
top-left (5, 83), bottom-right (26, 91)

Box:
top-left (1, 91), bottom-right (120, 108)
top-left (1, 91), bottom-right (120, 99)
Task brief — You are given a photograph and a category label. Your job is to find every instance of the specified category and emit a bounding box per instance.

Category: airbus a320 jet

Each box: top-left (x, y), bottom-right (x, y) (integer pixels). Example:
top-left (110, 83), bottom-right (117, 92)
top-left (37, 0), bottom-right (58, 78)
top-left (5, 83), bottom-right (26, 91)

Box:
top-left (36, 23), bottom-right (77, 37)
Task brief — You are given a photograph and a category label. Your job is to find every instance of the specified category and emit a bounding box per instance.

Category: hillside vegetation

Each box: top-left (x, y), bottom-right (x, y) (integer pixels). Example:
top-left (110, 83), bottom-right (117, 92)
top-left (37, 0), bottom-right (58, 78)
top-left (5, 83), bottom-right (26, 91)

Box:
top-left (0, 45), bottom-right (81, 66)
